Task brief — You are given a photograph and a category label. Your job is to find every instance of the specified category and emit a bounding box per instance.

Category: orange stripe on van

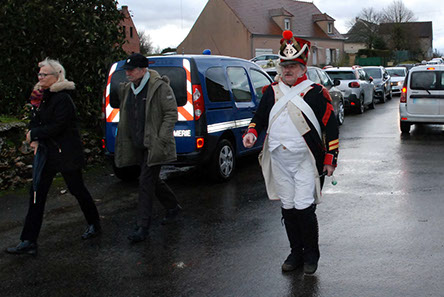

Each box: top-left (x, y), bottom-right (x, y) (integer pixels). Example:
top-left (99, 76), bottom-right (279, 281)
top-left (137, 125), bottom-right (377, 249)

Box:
top-left (107, 108), bottom-right (119, 122)
top-left (178, 106), bottom-right (193, 121)
top-left (178, 59), bottom-right (194, 121)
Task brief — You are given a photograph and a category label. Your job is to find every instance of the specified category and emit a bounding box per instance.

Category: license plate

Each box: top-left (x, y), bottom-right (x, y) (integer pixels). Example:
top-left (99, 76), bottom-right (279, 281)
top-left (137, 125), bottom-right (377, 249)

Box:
top-left (412, 98), bottom-right (438, 104)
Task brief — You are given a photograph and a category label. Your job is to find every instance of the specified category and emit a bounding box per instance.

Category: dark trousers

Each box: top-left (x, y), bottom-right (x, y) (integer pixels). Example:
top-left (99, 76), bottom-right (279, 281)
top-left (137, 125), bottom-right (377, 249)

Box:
top-left (20, 166), bottom-right (100, 242)
top-left (137, 153), bottom-right (178, 228)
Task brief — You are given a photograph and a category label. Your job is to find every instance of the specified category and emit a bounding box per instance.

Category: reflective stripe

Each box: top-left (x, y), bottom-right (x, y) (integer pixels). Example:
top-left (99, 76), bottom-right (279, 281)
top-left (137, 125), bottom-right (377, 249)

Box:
top-left (207, 118), bottom-right (252, 134)
top-left (105, 62), bottom-right (120, 123)
top-left (178, 59), bottom-right (194, 121)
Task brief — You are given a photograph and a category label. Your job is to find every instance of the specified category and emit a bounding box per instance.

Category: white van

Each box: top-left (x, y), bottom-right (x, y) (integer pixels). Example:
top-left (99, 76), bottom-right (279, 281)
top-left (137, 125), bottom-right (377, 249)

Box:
top-left (399, 65), bottom-right (444, 133)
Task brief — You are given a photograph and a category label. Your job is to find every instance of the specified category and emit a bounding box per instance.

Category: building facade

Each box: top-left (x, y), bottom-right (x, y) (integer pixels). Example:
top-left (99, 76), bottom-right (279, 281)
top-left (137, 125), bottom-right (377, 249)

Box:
top-left (120, 5), bottom-right (140, 54)
top-left (177, 0), bottom-right (345, 67)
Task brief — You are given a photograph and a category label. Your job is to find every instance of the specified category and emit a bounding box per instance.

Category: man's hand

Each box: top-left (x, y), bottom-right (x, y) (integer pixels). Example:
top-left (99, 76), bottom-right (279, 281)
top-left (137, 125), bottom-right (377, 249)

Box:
top-left (242, 133), bottom-right (256, 148)
top-left (30, 141), bottom-right (39, 155)
top-left (323, 164), bottom-right (335, 176)
top-left (26, 130), bottom-right (31, 143)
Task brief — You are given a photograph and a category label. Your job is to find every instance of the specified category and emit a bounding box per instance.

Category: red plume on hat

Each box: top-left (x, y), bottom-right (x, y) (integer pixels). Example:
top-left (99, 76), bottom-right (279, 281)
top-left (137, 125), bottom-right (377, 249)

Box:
top-left (278, 30), bottom-right (311, 66)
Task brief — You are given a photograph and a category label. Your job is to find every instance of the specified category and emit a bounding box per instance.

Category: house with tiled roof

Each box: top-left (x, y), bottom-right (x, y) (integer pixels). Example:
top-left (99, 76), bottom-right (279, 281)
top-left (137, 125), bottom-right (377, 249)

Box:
top-left (344, 20), bottom-right (433, 61)
top-left (177, 0), bottom-right (345, 66)
top-left (379, 21), bottom-right (433, 60)
top-left (120, 5), bottom-right (140, 54)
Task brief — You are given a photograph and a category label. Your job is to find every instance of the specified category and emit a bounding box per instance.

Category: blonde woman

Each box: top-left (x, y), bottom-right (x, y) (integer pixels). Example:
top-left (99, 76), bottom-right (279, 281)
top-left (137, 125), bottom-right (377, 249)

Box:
top-left (5, 58), bottom-right (101, 256)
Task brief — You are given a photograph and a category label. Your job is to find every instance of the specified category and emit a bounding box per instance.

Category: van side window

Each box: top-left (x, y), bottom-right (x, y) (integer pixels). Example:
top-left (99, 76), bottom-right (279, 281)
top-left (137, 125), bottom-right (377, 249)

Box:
top-left (250, 69), bottom-right (271, 102)
top-left (205, 67), bottom-right (230, 102)
top-left (227, 67), bottom-right (252, 102)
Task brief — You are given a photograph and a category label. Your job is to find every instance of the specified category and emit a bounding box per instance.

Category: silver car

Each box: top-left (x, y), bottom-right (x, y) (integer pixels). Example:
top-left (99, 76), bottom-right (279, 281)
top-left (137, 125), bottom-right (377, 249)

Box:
top-left (363, 66), bottom-right (392, 103)
top-left (325, 67), bottom-right (375, 114)
top-left (250, 54), bottom-right (279, 67)
top-left (386, 67), bottom-right (407, 95)
top-left (399, 65), bottom-right (444, 133)
top-left (307, 66), bottom-right (345, 125)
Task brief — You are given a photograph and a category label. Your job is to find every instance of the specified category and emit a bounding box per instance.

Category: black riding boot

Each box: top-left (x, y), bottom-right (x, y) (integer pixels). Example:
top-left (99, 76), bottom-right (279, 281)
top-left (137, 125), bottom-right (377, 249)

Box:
top-left (297, 204), bottom-right (320, 275)
top-left (281, 208), bottom-right (304, 272)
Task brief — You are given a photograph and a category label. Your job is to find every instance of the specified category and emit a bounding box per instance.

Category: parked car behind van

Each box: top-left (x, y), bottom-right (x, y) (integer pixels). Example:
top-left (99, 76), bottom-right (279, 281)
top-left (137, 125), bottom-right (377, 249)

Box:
top-left (250, 54), bottom-right (280, 67)
top-left (362, 66), bottom-right (392, 103)
top-left (399, 65), bottom-right (444, 133)
top-left (396, 63), bottom-right (415, 72)
top-left (263, 66), bottom-right (345, 125)
top-left (325, 66), bottom-right (375, 114)
top-left (386, 67), bottom-right (407, 95)
top-left (306, 66), bottom-right (345, 125)
top-left (104, 55), bottom-right (273, 181)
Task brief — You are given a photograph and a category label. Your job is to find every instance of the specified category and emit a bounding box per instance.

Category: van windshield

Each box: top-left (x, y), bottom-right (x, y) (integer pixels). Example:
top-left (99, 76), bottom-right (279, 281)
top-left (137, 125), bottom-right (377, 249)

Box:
top-left (325, 71), bottom-right (355, 80)
top-left (410, 71), bottom-right (444, 90)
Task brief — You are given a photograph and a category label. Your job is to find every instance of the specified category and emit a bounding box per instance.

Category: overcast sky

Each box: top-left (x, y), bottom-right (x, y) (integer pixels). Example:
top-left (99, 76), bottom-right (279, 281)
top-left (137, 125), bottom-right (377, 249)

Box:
top-left (118, 0), bottom-right (444, 55)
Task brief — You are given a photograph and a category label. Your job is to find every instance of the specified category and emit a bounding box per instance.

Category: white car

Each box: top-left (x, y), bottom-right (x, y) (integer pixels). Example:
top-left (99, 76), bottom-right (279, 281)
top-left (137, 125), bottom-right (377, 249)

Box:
top-left (325, 67), bottom-right (375, 114)
top-left (399, 65), bottom-right (444, 133)
top-left (250, 54), bottom-right (279, 67)
top-left (386, 67), bottom-right (407, 95)
top-left (430, 57), bottom-right (444, 64)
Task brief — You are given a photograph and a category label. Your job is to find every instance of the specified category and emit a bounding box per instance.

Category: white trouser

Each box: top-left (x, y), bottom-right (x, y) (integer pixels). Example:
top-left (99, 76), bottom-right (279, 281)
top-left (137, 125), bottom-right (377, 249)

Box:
top-left (270, 145), bottom-right (316, 210)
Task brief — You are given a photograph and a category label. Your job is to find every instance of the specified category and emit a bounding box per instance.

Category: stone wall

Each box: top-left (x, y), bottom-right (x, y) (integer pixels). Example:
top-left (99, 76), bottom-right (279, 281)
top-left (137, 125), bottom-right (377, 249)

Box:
top-left (0, 122), bottom-right (104, 191)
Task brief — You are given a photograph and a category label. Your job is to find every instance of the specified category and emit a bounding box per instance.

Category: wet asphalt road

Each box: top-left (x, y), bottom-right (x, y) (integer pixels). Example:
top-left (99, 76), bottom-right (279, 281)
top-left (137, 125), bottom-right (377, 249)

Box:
top-left (2, 97), bottom-right (444, 297)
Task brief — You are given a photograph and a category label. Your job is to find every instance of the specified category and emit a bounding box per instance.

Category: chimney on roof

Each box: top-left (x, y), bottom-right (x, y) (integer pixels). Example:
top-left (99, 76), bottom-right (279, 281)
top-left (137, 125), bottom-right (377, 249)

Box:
top-left (121, 5), bottom-right (128, 13)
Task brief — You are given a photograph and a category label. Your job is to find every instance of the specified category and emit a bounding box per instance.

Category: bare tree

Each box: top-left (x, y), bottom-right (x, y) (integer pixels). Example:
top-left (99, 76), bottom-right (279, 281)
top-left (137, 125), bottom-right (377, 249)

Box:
top-left (359, 7), bottom-right (382, 24)
top-left (381, 0), bottom-right (415, 23)
top-left (138, 31), bottom-right (154, 55)
top-left (347, 8), bottom-right (384, 49)
top-left (379, 1), bottom-right (416, 50)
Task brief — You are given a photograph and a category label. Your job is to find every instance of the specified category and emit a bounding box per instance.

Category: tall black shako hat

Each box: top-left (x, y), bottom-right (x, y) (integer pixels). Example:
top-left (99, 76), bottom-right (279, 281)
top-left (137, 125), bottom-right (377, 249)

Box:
top-left (278, 30), bottom-right (311, 66)
top-left (122, 53), bottom-right (149, 70)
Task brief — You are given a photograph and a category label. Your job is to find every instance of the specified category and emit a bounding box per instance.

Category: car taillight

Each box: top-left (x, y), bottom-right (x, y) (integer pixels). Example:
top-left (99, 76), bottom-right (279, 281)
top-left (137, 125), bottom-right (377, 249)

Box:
top-left (349, 81), bottom-right (360, 88)
top-left (192, 84), bottom-right (204, 120)
top-left (400, 87), bottom-right (407, 103)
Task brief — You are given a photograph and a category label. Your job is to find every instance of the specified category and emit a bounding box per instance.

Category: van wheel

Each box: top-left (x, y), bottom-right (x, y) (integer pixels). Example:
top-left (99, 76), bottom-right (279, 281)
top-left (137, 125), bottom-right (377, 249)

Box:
top-left (113, 162), bottom-right (140, 181)
top-left (400, 122), bottom-right (411, 134)
top-left (209, 139), bottom-right (235, 181)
